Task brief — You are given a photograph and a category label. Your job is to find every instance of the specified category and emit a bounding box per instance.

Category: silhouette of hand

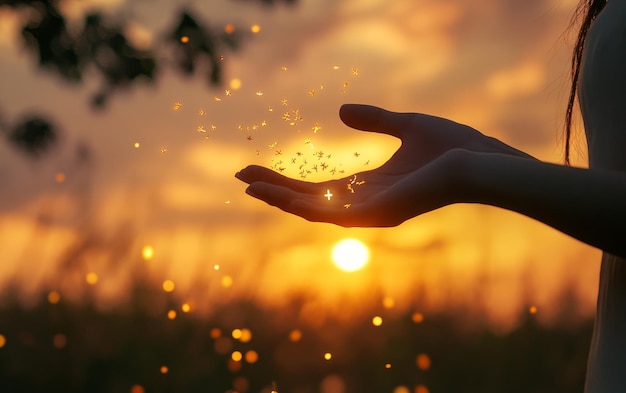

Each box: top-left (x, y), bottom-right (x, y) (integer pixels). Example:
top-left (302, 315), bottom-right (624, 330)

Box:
top-left (236, 104), bottom-right (534, 227)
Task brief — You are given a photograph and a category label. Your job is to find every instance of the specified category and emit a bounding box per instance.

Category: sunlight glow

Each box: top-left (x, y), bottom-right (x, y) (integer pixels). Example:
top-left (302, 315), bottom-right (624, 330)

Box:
top-left (332, 238), bottom-right (369, 272)
top-left (142, 245), bottom-right (154, 261)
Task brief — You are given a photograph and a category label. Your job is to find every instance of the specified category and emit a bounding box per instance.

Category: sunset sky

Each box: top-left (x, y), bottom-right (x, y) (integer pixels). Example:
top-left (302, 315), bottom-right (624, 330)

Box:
top-left (0, 0), bottom-right (601, 330)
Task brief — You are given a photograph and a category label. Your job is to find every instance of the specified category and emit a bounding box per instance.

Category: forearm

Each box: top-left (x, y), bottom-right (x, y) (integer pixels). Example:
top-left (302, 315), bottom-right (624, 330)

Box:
top-left (462, 151), bottom-right (626, 257)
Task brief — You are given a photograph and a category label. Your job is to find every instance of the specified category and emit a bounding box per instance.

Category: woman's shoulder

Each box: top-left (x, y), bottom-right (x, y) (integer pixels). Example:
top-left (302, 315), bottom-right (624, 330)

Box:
top-left (579, 2), bottom-right (626, 171)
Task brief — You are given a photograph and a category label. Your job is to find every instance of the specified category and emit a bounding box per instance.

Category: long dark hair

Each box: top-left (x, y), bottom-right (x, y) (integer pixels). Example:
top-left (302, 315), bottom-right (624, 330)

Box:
top-left (564, 0), bottom-right (607, 164)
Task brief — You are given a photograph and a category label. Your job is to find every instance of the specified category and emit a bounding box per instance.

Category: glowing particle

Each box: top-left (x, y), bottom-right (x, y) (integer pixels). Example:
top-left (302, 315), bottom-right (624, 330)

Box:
top-left (85, 272), bottom-right (98, 285)
top-left (160, 147), bottom-right (168, 154)
top-left (48, 291), bottom-right (61, 304)
top-left (199, 109), bottom-right (206, 116)
top-left (416, 353), bottom-right (431, 370)
top-left (256, 91), bottom-right (264, 96)
top-left (351, 68), bottom-right (359, 76)
top-left (333, 65), bottom-right (340, 70)
top-left (167, 310), bottom-right (177, 320)
top-left (308, 89), bottom-right (316, 96)
top-left (162, 280), bottom-right (175, 292)
top-left (181, 303), bottom-right (191, 313)
top-left (213, 96), bottom-right (222, 102)
top-left (230, 78), bottom-right (242, 90)
top-left (385, 363), bottom-right (392, 369)
top-left (372, 316), bottom-right (383, 326)
top-left (224, 200), bottom-right (231, 204)
top-left (180, 35), bottom-right (189, 43)
top-left (281, 66), bottom-right (287, 71)
top-left (324, 352), bottom-right (332, 361)
top-left (225, 90), bottom-right (231, 96)
top-left (268, 142), bottom-right (278, 148)
top-left (324, 190), bottom-right (333, 201)
top-left (312, 123), bottom-right (322, 133)
top-left (320, 84), bottom-right (325, 90)
top-left (55, 172), bottom-right (65, 183)
top-left (172, 102), bottom-right (182, 111)
top-left (412, 312), bottom-right (424, 323)
top-left (239, 328), bottom-right (252, 343)
top-left (289, 329), bottom-right (302, 342)
top-left (213, 264), bottom-right (220, 270)
top-left (250, 24), bottom-right (261, 33)
top-left (134, 142), bottom-right (140, 148)
top-left (160, 366), bottom-right (168, 374)
top-left (281, 99), bottom-right (288, 106)
top-left (343, 204), bottom-right (351, 209)
top-left (53, 333), bottom-right (67, 349)
top-left (225, 24), bottom-right (235, 34)
top-left (268, 106), bottom-right (273, 112)
top-left (141, 245), bottom-right (154, 261)
top-left (261, 120), bottom-right (267, 127)
top-left (344, 82), bottom-right (350, 88)
top-left (196, 125), bottom-right (206, 133)
top-left (232, 329), bottom-right (242, 340)
top-left (221, 275), bottom-right (233, 288)
top-left (415, 385), bottom-right (430, 393)
top-left (231, 351), bottom-right (243, 362)
top-left (529, 305), bottom-right (538, 314)
top-left (393, 386), bottom-right (410, 393)
top-left (219, 55), bottom-right (225, 61)
top-left (130, 385), bottom-right (145, 393)
top-left (211, 124), bottom-right (217, 131)
top-left (210, 328), bottom-right (222, 338)
top-left (245, 350), bottom-right (259, 363)
top-left (0, 334), bottom-right (5, 348)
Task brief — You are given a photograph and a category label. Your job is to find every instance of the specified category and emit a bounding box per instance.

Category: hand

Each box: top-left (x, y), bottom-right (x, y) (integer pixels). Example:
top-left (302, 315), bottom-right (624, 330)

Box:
top-left (235, 104), bottom-right (535, 227)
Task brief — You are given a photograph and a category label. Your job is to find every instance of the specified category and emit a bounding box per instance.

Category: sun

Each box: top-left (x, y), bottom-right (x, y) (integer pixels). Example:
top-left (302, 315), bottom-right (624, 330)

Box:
top-left (331, 238), bottom-right (370, 272)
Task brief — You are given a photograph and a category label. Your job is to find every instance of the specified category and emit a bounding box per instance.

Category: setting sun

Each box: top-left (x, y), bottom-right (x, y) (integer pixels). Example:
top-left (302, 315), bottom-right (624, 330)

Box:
top-left (331, 238), bottom-right (369, 272)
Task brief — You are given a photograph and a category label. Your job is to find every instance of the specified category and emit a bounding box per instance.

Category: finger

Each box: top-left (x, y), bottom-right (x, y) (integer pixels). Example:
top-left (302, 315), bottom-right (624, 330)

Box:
top-left (237, 165), bottom-right (366, 196)
top-left (245, 181), bottom-right (308, 210)
top-left (339, 104), bottom-right (410, 139)
top-left (236, 165), bottom-right (319, 193)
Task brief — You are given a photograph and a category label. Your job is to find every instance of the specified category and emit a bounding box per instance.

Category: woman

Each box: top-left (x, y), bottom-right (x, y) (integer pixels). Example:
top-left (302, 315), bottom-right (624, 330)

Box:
top-left (236, 0), bottom-right (626, 390)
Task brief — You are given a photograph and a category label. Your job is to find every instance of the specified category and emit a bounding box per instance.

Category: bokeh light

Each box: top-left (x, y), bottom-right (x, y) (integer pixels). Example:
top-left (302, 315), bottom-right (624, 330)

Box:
top-left (85, 272), bottom-right (98, 285)
top-left (47, 291), bottom-right (61, 304)
top-left (53, 333), bottom-right (67, 349)
top-left (142, 245), bottom-right (154, 261)
top-left (231, 350), bottom-right (243, 362)
top-left (162, 280), bottom-right (175, 292)
top-left (416, 353), bottom-right (431, 370)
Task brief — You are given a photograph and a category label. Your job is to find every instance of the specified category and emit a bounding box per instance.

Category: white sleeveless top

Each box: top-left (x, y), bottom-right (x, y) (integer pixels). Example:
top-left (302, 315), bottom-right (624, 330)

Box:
top-left (578, 1), bottom-right (626, 391)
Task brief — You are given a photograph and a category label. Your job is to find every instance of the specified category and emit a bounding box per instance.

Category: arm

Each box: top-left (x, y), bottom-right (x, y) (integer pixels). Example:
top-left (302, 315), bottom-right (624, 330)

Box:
top-left (461, 152), bottom-right (626, 257)
top-left (237, 104), bottom-right (626, 258)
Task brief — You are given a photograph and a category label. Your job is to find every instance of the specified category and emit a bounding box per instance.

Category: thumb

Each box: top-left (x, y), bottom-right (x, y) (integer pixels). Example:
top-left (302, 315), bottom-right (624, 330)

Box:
top-left (339, 104), bottom-right (409, 138)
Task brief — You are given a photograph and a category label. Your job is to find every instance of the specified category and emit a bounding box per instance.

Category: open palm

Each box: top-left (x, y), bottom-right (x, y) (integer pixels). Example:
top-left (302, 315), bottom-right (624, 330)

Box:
top-left (235, 104), bottom-right (534, 227)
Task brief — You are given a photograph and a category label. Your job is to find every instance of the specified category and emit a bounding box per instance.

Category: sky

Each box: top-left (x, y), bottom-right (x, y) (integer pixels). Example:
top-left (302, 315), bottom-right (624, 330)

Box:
top-left (0, 0), bottom-right (600, 330)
